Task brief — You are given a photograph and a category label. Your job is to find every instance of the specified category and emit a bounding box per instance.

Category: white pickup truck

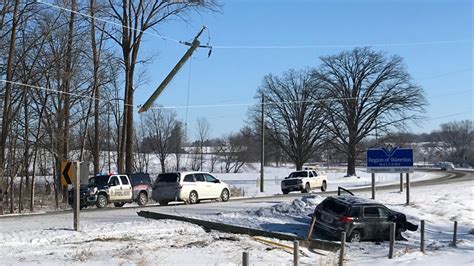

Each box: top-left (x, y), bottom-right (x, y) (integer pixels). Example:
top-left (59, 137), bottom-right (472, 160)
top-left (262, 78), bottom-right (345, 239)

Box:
top-left (281, 170), bottom-right (327, 194)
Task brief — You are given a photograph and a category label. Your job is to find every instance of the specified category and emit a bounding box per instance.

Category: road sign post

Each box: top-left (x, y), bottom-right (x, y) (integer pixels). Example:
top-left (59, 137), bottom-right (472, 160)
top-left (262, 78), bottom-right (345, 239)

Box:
top-left (74, 162), bottom-right (80, 231)
top-left (371, 173), bottom-right (375, 199)
top-left (406, 172), bottom-right (410, 205)
top-left (61, 161), bottom-right (81, 231)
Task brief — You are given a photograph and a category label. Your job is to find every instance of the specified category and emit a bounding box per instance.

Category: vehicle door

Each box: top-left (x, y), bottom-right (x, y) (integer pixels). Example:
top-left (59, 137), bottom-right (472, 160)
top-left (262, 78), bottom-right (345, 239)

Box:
top-left (362, 206), bottom-right (389, 240)
top-left (181, 174), bottom-right (198, 198)
top-left (376, 206), bottom-right (392, 239)
top-left (119, 175), bottom-right (132, 200)
top-left (107, 175), bottom-right (121, 201)
top-left (313, 171), bottom-right (323, 187)
top-left (204, 173), bottom-right (221, 198)
top-left (193, 173), bottom-right (209, 199)
top-left (308, 171), bottom-right (316, 188)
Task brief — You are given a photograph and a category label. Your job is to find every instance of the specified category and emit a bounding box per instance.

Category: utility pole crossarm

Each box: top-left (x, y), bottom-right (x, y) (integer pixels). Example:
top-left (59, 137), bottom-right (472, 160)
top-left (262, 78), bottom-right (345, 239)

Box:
top-left (138, 26), bottom-right (206, 113)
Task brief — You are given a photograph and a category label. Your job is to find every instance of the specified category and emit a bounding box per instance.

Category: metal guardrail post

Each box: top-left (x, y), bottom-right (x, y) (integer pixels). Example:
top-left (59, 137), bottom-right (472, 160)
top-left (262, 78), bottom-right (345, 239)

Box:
top-left (371, 173), bottom-right (375, 199)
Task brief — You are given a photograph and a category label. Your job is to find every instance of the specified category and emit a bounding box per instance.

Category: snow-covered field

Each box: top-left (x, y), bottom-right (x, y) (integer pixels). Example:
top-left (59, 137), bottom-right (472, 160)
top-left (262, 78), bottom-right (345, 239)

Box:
top-left (0, 173), bottom-right (472, 265)
top-left (190, 180), bottom-right (474, 265)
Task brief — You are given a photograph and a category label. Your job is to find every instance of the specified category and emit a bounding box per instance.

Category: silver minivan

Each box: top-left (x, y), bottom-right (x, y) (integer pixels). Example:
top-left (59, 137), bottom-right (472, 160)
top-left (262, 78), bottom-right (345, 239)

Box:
top-left (152, 171), bottom-right (230, 206)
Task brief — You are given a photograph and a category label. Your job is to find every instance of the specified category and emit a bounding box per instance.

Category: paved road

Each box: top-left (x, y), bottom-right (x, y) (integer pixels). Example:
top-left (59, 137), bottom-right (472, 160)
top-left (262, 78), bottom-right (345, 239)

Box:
top-left (0, 169), bottom-right (471, 227)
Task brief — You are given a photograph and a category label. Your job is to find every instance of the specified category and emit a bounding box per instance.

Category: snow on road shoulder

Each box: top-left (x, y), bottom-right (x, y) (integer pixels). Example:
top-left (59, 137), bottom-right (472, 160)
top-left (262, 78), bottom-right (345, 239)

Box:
top-left (194, 195), bottom-right (324, 237)
top-left (0, 218), bottom-right (327, 265)
top-left (191, 179), bottom-right (474, 265)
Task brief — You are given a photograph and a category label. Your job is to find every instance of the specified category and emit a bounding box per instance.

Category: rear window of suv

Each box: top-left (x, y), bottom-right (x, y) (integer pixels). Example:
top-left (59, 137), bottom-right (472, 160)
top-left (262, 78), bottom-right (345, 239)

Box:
top-left (321, 198), bottom-right (348, 215)
top-left (131, 173), bottom-right (151, 186)
top-left (157, 173), bottom-right (179, 183)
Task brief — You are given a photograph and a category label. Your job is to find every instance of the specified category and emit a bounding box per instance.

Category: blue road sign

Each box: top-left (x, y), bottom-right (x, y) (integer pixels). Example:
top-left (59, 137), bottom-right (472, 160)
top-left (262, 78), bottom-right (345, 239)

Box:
top-left (367, 147), bottom-right (414, 173)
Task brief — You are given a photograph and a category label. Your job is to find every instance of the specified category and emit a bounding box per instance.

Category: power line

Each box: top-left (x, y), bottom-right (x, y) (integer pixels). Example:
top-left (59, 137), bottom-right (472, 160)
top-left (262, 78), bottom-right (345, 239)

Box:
top-left (148, 88), bottom-right (473, 110)
top-left (211, 40), bottom-right (472, 49)
top-left (34, 1), bottom-right (473, 50)
top-left (0, 79), bottom-right (135, 107)
top-left (1, 79), bottom-right (471, 111)
top-left (36, 0), bottom-right (183, 44)
top-left (426, 110), bottom-right (473, 121)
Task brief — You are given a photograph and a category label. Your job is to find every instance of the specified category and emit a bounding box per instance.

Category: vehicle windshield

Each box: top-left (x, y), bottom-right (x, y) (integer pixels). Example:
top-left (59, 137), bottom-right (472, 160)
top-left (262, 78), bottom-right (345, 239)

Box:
top-left (88, 175), bottom-right (109, 187)
top-left (157, 173), bottom-right (179, 183)
top-left (287, 171), bottom-right (308, 178)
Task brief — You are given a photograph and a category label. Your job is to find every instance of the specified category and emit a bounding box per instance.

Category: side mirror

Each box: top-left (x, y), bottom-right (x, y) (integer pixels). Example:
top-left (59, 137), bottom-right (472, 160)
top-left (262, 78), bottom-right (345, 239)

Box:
top-left (214, 179), bottom-right (220, 183)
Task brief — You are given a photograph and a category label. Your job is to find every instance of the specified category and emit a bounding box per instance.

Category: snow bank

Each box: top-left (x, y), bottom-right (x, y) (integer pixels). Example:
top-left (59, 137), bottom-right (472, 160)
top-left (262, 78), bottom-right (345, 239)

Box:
top-left (251, 195), bottom-right (323, 217)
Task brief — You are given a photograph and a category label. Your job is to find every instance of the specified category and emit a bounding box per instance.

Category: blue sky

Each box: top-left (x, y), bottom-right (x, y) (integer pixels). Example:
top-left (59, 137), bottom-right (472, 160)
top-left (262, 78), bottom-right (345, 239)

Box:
top-left (134, 0), bottom-right (472, 138)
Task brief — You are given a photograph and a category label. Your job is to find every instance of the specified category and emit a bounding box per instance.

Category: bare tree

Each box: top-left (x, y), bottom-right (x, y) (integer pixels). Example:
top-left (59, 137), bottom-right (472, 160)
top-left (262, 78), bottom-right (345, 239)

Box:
top-left (144, 108), bottom-right (178, 173)
top-left (216, 133), bottom-right (248, 173)
top-left (253, 69), bottom-right (328, 170)
top-left (196, 117), bottom-right (210, 170)
top-left (436, 120), bottom-right (473, 166)
top-left (169, 121), bottom-right (184, 171)
top-left (0, 0), bottom-right (20, 215)
top-left (105, 0), bottom-right (218, 174)
top-left (315, 47), bottom-right (426, 176)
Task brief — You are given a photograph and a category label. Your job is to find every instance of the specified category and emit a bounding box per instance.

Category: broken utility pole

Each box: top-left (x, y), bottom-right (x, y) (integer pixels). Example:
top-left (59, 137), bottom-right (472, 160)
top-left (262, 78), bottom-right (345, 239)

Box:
top-left (139, 26), bottom-right (207, 113)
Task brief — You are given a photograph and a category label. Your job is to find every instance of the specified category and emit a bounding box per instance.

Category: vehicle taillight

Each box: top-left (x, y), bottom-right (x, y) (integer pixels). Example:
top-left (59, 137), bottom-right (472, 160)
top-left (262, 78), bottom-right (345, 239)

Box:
top-left (178, 184), bottom-right (183, 189)
top-left (338, 216), bottom-right (354, 223)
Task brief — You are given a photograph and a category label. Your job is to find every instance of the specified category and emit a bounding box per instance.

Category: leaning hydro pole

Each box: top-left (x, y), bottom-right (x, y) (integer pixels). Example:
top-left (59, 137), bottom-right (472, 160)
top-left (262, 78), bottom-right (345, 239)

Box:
top-left (138, 26), bottom-right (207, 113)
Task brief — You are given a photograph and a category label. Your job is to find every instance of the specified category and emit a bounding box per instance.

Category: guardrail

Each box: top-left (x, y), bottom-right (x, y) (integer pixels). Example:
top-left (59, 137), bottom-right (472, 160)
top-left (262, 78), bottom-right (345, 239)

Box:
top-left (137, 210), bottom-right (341, 252)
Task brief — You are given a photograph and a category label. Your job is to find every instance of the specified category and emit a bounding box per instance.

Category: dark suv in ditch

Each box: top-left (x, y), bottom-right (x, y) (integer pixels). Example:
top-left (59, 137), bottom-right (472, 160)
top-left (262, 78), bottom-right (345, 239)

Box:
top-left (312, 195), bottom-right (418, 242)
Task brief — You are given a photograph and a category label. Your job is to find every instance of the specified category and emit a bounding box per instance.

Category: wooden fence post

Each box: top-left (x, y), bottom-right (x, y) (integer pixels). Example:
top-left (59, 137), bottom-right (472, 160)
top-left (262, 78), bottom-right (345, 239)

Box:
top-left (242, 251), bottom-right (249, 266)
top-left (389, 223), bottom-right (395, 259)
top-left (452, 221), bottom-right (458, 247)
top-left (339, 232), bottom-right (346, 266)
top-left (420, 220), bottom-right (425, 253)
top-left (293, 240), bottom-right (299, 266)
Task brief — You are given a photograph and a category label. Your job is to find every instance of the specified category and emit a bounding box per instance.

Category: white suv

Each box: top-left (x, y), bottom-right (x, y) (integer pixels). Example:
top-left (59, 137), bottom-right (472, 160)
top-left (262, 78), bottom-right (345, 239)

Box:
top-left (281, 170), bottom-right (327, 194)
top-left (152, 172), bottom-right (230, 206)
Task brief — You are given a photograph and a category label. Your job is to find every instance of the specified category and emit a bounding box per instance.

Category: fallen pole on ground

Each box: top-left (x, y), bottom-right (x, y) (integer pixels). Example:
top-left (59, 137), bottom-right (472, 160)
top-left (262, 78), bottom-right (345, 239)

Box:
top-left (137, 210), bottom-right (340, 252)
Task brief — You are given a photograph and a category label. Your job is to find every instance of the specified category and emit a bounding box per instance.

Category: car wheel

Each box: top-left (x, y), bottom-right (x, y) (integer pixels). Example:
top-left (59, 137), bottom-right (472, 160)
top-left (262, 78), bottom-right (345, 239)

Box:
top-left (349, 230), bottom-right (362, 242)
top-left (220, 189), bottom-right (230, 202)
top-left (159, 200), bottom-right (169, 206)
top-left (137, 192), bottom-right (148, 206)
top-left (321, 181), bottom-right (327, 192)
top-left (189, 191), bottom-right (198, 204)
top-left (114, 202), bottom-right (125, 207)
top-left (96, 194), bottom-right (108, 208)
top-left (302, 183), bottom-right (310, 193)
top-left (282, 189), bottom-right (289, 194)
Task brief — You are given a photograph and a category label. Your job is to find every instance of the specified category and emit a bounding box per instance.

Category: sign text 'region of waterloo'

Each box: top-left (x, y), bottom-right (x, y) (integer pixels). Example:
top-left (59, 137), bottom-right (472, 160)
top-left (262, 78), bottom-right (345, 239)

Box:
top-left (366, 147), bottom-right (414, 173)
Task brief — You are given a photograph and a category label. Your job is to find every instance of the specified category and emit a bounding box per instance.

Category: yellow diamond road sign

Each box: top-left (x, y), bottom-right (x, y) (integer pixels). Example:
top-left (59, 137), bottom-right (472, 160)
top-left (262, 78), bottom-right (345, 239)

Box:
top-left (60, 161), bottom-right (75, 187)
